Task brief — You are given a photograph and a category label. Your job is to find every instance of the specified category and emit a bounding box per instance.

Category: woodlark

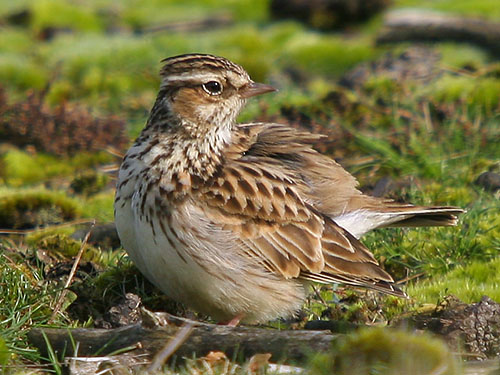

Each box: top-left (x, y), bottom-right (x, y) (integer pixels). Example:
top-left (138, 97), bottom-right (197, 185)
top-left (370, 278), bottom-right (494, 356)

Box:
top-left (114, 54), bottom-right (463, 323)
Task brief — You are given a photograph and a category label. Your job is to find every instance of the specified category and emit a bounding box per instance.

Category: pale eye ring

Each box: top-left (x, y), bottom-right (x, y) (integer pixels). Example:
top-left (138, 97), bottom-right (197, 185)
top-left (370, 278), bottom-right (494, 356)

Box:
top-left (202, 81), bottom-right (223, 95)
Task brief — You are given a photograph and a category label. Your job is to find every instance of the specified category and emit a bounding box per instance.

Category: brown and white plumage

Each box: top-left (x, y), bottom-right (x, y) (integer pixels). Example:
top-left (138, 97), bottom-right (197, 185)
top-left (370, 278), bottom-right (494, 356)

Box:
top-left (114, 54), bottom-right (463, 323)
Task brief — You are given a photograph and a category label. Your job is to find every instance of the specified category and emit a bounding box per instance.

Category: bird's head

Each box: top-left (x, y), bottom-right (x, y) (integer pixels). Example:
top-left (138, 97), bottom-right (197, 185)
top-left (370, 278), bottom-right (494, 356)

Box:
top-left (151, 54), bottom-right (276, 137)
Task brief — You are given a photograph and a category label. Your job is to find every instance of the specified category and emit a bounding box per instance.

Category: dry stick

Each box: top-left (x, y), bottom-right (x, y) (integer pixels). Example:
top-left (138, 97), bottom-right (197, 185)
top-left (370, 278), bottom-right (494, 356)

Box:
top-left (28, 323), bottom-right (336, 364)
top-left (97, 146), bottom-right (124, 177)
top-left (146, 322), bottom-right (195, 373)
top-left (49, 221), bottom-right (95, 324)
top-left (396, 272), bottom-right (426, 285)
top-left (104, 145), bottom-right (124, 159)
top-left (311, 285), bottom-right (328, 307)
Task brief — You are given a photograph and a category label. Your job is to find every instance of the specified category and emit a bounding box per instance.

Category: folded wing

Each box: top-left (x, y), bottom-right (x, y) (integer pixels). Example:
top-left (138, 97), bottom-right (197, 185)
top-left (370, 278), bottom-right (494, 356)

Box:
top-left (198, 125), bottom-right (406, 296)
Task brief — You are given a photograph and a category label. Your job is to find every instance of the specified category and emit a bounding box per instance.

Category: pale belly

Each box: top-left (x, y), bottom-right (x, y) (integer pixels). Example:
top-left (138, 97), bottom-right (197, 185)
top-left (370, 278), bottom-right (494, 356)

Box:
top-left (114, 184), bottom-right (305, 323)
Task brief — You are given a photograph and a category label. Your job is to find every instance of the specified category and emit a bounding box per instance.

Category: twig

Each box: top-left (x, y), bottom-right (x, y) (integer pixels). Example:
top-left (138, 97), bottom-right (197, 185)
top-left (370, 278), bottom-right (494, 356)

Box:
top-left (98, 164), bottom-right (120, 176)
top-left (104, 145), bottom-right (124, 159)
top-left (49, 221), bottom-right (95, 323)
top-left (396, 272), bottom-right (426, 285)
top-left (146, 322), bottom-right (195, 373)
top-left (311, 285), bottom-right (328, 307)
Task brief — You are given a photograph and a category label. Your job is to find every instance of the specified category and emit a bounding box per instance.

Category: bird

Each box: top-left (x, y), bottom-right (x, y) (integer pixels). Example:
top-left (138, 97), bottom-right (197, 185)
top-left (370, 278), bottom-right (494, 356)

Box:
top-left (114, 53), bottom-right (463, 324)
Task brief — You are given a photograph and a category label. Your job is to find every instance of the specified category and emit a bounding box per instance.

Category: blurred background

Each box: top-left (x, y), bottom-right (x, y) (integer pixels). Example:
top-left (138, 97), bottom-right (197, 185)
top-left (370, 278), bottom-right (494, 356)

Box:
top-left (0, 0), bottom-right (499, 369)
top-left (1, 0), bottom-right (499, 137)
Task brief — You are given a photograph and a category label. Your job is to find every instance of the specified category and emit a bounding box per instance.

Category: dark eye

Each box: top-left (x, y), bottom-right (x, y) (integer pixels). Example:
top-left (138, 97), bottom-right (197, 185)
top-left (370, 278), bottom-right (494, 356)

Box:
top-left (202, 81), bottom-right (223, 95)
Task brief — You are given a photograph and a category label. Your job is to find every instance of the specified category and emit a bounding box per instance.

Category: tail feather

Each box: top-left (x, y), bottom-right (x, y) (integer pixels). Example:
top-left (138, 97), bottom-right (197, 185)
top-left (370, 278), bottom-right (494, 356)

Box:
top-left (302, 271), bottom-right (408, 298)
top-left (333, 206), bottom-right (464, 238)
top-left (382, 206), bottom-right (464, 228)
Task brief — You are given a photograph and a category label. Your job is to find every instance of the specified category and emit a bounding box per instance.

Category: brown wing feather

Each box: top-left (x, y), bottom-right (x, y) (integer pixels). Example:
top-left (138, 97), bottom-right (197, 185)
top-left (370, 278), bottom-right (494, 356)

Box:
top-left (241, 123), bottom-right (463, 231)
top-left (197, 123), bottom-right (405, 296)
top-left (241, 123), bottom-right (363, 216)
top-left (203, 158), bottom-right (325, 278)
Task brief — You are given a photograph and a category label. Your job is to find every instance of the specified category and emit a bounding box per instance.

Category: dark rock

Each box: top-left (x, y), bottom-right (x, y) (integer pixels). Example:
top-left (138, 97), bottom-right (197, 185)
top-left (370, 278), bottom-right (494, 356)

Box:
top-left (364, 176), bottom-right (414, 200)
top-left (70, 172), bottom-right (109, 196)
top-left (5, 9), bottom-right (31, 26)
top-left (46, 260), bottom-right (99, 282)
top-left (409, 295), bottom-right (500, 359)
top-left (475, 171), bottom-right (500, 192)
top-left (95, 293), bottom-right (142, 329)
top-left (38, 27), bottom-right (73, 41)
top-left (376, 10), bottom-right (500, 58)
top-left (339, 46), bottom-right (442, 90)
top-left (72, 222), bottom-right (121, 249)
top-left (372, 176), bottom-right (397, 197)
top-left (270, 0), bottom-right (389, 30)
top-left (0, 191), bottom-right (78, 230)
top-left (305, 319), bottom-right (359, 333)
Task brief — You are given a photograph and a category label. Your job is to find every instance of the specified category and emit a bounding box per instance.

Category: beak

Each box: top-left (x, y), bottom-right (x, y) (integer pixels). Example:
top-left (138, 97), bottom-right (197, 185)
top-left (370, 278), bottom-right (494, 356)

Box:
top-left (239, 82), bottom-right (277, 98)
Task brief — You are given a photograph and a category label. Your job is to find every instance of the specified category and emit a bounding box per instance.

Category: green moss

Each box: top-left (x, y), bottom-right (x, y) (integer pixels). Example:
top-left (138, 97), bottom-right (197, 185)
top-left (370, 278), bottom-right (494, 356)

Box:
top-left (26, 230), bottom-right (105, 263)
top-left (426, 75), bottom-right (500, 113)
top-left (29, 232), bottom-right (81, 256)
top-left (31, 0), bottom-right (103, 32)
top-left (438, 43), bottom-right (490, 70)
top-left (81, 191), bottom-right (115, 222)
top-left (69, 152), bottom-right (114, 169)
top-left (0, 54), bottom-right (47, 92)
top-left (2, 149), bottom-right (112, 187)
top-left (0, 0), bottom-right (30, 17)
top-left (0, 29), bottom-right (34, 54)
top-left (40, 34), bottom-right (160, 107)
top-left (121, 0), bottom-right (269, 28)
top-left (3, 150), bottom-right (72, 186)
top-left (420, 183), bottom-right (474, 206)
top-left (309, 327), bottom-right (459, 375)
top-left (122, 2), bottom-right (208, 29)
top-left (284, 34), bottom-right (376, 77)
top-left (408, 258), bottom-right (500, 304)
top-left (0, 336), bottom-right (9, 366)
top-left (363, 75), bottom-right (404, 102)
top-left (215, 26), bottom-right (274, 82)
top-left (0, 188), bottom-right (80, 229)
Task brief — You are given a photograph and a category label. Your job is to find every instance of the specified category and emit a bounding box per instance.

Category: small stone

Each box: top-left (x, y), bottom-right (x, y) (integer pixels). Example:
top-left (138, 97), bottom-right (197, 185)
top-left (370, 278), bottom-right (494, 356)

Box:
top-left (475, 172), bottom-right (500, 192)
top-left (372, 176), bottom-right (396, 197)
top-left (95, 293), bottom-right (142, 329)
top-left (72, 223), bottom-right (121, 249)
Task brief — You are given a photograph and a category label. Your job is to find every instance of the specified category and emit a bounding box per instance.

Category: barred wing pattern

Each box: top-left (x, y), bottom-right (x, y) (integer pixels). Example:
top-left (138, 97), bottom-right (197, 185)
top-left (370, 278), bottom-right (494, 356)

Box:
top-left (198, 123), bottom-right (406, 297)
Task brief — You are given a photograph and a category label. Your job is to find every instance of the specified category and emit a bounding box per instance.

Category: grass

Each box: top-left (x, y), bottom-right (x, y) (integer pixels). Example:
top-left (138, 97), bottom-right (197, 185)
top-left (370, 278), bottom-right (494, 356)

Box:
top-left (0, 243), bottom-right (66, 363)
top-left (0, 0), bottom-right (499, 372)
top-left (408, 257), bottom-right (500, 304)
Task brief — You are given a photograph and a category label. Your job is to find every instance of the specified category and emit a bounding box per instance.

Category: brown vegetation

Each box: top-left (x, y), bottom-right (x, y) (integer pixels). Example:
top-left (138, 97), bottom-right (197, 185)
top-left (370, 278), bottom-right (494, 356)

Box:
top-left (0, 87), bottom-right (128, 156)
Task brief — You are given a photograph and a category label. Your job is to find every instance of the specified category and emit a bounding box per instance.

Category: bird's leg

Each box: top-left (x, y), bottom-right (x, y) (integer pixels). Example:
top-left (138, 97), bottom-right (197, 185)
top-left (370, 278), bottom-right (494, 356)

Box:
top-left (218, 313), bottom-right (245, 327)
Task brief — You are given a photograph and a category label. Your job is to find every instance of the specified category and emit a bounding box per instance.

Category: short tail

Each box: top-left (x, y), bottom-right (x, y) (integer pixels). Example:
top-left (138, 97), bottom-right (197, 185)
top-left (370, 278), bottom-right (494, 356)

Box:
top-left (333, 204), bottom-right (464, 238)
top-left (382, 206), bottom-right (464, 228)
